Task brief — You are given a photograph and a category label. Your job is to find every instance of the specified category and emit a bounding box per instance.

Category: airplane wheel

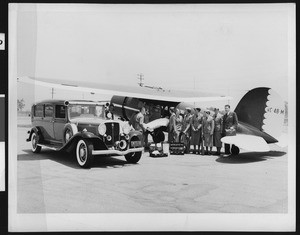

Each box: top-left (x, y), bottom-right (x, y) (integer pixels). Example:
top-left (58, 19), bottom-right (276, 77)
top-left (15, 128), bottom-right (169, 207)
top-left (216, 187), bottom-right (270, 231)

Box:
top-left (76, 139), bottom-right (94, 168)
top-left (231, 145), bottom-right (240, 155)
top-left (152, 130), bottom-right (165, 143)
top-left (31, 132), bottom-right (42, 153)
top-left (125, 151), bottom-right (142, 163)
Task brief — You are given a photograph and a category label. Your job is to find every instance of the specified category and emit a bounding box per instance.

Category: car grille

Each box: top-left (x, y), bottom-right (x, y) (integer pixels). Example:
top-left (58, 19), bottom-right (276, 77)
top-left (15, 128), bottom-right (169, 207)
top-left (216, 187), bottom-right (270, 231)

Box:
top-left (105, 122), bottom-right (120, 145)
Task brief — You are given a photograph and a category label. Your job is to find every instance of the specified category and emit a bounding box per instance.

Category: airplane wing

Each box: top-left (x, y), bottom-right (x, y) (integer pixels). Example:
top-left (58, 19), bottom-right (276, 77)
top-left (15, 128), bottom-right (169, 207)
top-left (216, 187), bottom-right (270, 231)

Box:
top-left (18, 76), bottom-right (232, 103)
top-left (221, 134), bottom-right (270, 152)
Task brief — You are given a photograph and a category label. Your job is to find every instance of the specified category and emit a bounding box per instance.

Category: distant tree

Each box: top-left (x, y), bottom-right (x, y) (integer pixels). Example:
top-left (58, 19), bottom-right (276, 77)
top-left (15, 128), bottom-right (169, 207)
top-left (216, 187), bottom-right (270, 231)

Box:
top-left (17, 99), bottom-right (25, 111)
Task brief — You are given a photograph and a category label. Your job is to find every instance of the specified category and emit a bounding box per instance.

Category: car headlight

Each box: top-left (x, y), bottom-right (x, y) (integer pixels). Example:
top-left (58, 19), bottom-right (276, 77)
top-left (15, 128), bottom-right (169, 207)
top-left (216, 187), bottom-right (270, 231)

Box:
top-left (98, 123), bottom-right (106, 135)
top-left (122, 122), bottom-right (131, 135)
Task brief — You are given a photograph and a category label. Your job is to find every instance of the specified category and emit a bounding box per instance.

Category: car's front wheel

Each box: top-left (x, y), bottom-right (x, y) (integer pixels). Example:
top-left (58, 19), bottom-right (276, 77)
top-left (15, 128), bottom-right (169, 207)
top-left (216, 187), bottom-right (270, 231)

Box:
top-left (125, 151), bottom-right (142, 163)
top-left (31, 132), bottom-right (42, 153)
top-left (76, 139), bottom-right (94, 168)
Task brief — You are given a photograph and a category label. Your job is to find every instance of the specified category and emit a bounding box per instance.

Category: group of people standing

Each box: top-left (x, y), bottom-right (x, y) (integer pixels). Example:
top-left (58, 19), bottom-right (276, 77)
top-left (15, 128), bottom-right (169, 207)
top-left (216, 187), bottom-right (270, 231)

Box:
top-left (168, 105), bottom-right (238, 155)
top-left (128, 103), bottom-right (238, 156)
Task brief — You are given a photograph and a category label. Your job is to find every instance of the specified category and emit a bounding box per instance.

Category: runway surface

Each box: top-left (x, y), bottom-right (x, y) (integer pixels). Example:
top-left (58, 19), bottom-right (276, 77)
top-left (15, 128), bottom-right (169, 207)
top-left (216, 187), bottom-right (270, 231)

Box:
top-left (17, 127), bottom-right (288, 213)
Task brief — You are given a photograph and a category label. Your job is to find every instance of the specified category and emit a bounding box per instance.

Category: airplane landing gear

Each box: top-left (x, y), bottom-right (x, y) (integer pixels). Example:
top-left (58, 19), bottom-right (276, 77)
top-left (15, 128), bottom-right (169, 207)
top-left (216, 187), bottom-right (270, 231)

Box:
top-left (149, 128), bottom-right (168, 157)
top-left (231, 145), bottom-right (240, 155)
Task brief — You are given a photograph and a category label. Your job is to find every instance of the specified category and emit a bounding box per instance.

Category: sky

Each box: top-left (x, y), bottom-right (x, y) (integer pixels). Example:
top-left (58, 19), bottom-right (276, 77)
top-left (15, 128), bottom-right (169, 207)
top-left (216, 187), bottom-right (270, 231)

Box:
top-left (14, 3), bottom-right (294, 111)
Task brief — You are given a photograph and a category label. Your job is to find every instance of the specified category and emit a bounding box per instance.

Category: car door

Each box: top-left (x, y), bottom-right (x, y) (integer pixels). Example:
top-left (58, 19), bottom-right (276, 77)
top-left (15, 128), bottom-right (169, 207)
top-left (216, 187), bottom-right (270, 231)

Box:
top-left (53, 104), bottom-right (67, 142)
top-left (32, 103), bottom-right (44, 131)
top-left (42, 104), bottom-right (55, 140)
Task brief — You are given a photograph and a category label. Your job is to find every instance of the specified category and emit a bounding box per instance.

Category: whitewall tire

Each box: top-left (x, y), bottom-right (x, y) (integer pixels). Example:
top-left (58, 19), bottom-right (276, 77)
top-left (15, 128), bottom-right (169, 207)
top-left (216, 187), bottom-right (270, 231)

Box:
top-left (31, 132), bottom-right (42, 153)
top-left (63, 123), bottom-right (78, 144)
top-left (76, 139), bottom-right (94, 168)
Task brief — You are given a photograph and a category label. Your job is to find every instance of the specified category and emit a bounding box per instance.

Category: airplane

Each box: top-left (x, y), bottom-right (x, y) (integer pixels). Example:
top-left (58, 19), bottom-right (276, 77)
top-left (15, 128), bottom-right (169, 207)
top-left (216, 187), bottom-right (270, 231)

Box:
top-left (18, 76), bottom-right (287, 155)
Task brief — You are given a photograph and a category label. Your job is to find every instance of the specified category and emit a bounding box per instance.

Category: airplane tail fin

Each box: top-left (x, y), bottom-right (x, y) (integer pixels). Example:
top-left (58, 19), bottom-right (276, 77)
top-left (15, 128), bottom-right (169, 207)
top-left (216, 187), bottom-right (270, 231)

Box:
top-left (234, 87), bottom-right (286, 141)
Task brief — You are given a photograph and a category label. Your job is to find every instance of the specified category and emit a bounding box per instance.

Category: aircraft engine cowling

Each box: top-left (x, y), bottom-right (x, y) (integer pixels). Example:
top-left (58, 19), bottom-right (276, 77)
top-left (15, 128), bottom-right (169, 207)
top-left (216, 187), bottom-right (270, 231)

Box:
top-left (110, 96), bottom-right (143, 121)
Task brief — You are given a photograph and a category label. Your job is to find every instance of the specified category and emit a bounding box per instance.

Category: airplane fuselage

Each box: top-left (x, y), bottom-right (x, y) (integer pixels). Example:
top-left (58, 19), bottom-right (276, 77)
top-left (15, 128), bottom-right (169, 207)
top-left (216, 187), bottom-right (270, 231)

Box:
top-left (110, 95), bottom-right (278, 145)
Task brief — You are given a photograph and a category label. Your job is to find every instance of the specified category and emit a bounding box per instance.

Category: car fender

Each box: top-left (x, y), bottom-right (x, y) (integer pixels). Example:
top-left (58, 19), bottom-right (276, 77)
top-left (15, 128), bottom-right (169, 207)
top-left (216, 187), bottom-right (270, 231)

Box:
top-left (128, 130), bottom-right (142, 141)
top-left (62, 131), bottom-right (107, 152)
top-left (26, 126), bottom-right (43, 142)
top-left (128, 131), bottom-right (143, 148)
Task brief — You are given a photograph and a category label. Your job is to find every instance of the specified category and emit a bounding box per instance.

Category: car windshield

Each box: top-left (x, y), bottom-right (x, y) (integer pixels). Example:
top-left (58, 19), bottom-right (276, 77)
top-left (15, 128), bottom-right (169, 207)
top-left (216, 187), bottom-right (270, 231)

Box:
top-left (68, 104), bottom-right (105, 120)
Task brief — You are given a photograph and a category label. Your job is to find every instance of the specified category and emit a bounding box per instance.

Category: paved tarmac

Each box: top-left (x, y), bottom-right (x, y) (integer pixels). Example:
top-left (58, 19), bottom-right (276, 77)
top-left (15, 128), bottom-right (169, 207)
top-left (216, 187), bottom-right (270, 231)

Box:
top-left (17, 127), bottom-right (288, 213)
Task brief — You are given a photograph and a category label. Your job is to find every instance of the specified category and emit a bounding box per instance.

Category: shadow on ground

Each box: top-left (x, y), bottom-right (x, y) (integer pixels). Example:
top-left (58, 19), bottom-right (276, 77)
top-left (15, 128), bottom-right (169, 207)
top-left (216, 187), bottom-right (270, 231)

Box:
top-left (18, 149), bottom-right (136, 169)
top-left (216, 151), bottom-right (286, 164)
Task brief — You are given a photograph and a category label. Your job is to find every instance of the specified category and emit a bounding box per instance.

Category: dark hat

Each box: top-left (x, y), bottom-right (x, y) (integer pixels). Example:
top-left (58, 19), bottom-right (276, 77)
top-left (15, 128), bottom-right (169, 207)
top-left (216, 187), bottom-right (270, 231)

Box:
top-left (195, 108), bottom-right (201, 112)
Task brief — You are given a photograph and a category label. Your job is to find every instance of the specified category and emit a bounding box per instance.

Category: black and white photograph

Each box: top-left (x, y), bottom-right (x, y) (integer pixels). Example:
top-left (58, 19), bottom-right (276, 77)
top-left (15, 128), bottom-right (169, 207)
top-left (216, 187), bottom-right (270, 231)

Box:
top-left (9, 3), bottom-right (295, 232)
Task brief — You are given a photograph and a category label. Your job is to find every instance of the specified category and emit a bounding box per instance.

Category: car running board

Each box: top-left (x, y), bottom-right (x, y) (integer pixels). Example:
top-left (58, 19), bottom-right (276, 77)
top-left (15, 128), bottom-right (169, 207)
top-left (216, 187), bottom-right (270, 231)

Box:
top-left (37, 143), bottom-right (63, 151)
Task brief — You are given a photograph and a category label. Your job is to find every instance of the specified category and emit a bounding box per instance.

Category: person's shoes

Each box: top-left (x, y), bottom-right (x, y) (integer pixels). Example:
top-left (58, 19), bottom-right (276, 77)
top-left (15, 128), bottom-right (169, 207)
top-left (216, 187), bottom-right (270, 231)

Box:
top-left (208, 151), bottom-right (212, 155)
top-left (204, 151), bottom-right (208, 155)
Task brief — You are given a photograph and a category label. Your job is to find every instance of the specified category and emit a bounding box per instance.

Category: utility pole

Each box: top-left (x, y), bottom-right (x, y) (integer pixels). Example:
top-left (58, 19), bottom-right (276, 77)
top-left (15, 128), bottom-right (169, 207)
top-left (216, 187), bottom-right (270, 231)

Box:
top-left (137, 73), bottom-right (144, 87)
top-left (51, 88), bottom-right (55, 99)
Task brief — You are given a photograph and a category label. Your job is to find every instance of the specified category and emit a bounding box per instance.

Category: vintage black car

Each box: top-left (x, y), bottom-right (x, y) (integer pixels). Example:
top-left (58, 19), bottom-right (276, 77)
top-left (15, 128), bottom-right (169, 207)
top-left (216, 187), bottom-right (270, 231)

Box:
top-left (26, 100), bottom-right (143, 168)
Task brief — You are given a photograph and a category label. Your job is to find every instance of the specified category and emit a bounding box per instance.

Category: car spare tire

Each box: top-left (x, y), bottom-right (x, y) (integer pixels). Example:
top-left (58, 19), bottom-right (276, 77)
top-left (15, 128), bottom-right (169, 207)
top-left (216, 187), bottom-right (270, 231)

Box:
top-left (63, 123), bottom-right (78, 144)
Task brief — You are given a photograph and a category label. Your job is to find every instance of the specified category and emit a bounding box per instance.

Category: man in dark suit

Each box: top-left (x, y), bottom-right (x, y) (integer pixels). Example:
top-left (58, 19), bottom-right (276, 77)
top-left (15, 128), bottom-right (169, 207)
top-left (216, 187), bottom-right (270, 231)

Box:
top-left (168, 107), bottom-right (176, 143)
top-left (222, 104), bottom-right (238, 155)
top-left (134, 106), bottom-right (149, 149)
